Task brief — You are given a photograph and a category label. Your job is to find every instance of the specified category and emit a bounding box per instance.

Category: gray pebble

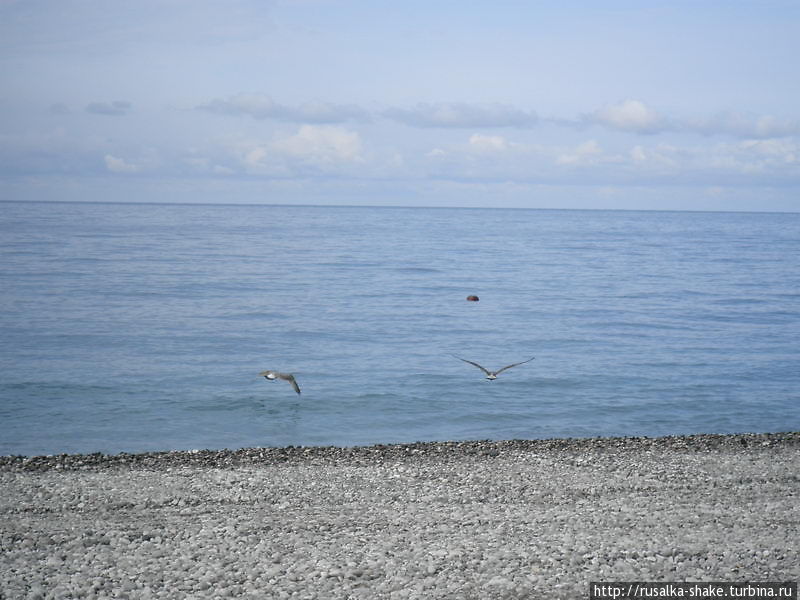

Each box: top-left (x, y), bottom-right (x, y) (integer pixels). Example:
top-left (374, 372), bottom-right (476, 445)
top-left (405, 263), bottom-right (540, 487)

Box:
top-left (1, 432), bottom-right (798, 599)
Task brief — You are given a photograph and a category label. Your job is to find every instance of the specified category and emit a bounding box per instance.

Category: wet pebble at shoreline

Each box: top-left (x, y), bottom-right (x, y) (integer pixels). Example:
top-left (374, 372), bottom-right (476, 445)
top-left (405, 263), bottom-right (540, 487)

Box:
top-left (1, 432), bottom-right (799, 599)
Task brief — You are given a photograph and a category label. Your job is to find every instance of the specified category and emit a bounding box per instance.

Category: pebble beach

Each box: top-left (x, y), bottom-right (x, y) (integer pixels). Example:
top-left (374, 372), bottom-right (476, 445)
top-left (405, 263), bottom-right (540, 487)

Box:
top-left (2, 432), bottom-right (799, 599)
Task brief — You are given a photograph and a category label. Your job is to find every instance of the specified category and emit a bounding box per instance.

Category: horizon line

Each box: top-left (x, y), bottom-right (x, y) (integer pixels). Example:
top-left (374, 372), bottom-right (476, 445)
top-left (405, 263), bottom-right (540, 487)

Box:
top-left (1, 198), bottom-right (799, 216)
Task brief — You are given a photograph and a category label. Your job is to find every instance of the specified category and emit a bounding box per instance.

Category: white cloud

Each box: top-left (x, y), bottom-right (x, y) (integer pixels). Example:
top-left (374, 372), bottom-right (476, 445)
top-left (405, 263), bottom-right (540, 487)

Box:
top-left (271, 125), bottom-right (363, 164)
top-left (242, 146), bottom-right (268, 170)
top-left (384, 102), bottom-right (537, 128)
top-left (468, 134), bottom-right (511, 152)
top-left (727, 138), bottom-right (799, 173)
top-left (608, 138), bottom-right (799, 183)
top-left (224, 125), bottom-right (364, 175)
top-left (104, 154), bottom-right (139, 173)
top-left (583, 101), bottom-right (800, 139)
top-left (739, 138), bottom-right (797, 160)
top-left (557, 140), bottom-right (605, 165)
top-left (585, 99), bottom-right (666, 134)
top-left (626, 143), bottom-right (681, 171)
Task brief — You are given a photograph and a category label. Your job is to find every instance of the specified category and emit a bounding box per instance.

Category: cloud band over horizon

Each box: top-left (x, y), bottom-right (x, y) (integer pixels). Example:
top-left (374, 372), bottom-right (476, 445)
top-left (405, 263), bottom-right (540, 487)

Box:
top-left (1, 1), bottom-right (798, 211)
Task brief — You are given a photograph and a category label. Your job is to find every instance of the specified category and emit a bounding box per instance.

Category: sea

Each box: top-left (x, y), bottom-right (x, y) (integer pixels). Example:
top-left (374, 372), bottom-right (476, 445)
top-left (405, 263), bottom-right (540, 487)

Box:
top-left (1, 201), bottom-right (798, 457)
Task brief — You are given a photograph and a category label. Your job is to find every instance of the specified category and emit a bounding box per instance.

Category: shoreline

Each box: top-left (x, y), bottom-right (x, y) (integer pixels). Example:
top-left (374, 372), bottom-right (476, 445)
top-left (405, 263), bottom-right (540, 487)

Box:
top-left (2, 430), bottom-right (799, 471)
top-left (3, 431), bottom-right (798, 599)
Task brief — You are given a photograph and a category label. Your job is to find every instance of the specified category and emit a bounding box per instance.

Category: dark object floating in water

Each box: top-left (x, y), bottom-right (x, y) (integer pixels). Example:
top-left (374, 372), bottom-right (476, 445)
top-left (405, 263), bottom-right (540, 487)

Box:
top-left (466, 295), bottom-right (480, 301)
top-left (259, 370), bottom-right (301, 395)
top-left (452, 355), bottom-right (535, 380)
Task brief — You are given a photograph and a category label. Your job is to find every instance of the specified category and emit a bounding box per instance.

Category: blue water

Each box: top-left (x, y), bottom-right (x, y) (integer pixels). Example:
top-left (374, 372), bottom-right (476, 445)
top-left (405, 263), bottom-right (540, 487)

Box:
top-left (1, 201), bottom-right (798, 456)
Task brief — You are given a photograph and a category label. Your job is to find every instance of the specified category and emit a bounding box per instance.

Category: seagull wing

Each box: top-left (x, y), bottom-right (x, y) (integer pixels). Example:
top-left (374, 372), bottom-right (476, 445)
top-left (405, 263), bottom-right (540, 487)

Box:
top-left (452, 355), bottom-right (492, 376)
top-left (278, 373), bottom-right (301, 395)
top-left (494, 356), bottom-right (535, 375)
top-left (287, 375), bottom-right (301, 395)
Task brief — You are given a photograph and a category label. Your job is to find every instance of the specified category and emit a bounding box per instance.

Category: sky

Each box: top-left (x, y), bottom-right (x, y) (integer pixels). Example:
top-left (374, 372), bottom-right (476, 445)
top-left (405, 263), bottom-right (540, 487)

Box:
top-left (1, 0), bottom-right (799, 211)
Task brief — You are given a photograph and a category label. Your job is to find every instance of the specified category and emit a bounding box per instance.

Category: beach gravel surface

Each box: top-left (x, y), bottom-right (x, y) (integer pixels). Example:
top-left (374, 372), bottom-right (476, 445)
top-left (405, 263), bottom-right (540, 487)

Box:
top-left (1, 432), bottom-right (799, 599)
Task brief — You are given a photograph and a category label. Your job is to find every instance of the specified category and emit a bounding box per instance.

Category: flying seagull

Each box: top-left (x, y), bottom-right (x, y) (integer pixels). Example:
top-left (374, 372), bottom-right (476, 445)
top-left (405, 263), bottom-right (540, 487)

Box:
top-left (259, 370), bottom-right (301, 395)
top-left (452, 355), bottom-right (535, 380)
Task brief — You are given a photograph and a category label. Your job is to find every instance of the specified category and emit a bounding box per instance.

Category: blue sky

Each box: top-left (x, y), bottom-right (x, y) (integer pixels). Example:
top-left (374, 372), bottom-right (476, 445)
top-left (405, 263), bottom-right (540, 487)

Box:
top-left (1, 0), bottom-right (798, 210)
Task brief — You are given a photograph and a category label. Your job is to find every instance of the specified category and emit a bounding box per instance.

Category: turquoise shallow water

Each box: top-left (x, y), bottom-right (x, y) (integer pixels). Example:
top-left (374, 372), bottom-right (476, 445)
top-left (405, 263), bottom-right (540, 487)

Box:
top-left (1, 201), bottom-right (798, 455)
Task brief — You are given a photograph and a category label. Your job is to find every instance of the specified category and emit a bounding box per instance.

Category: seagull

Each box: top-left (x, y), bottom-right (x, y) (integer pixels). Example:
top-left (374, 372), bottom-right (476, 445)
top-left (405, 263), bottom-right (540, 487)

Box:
top-left (452, 355), bottom-right (535, 380)
top-left (259, 370), bottom-right (301, 395)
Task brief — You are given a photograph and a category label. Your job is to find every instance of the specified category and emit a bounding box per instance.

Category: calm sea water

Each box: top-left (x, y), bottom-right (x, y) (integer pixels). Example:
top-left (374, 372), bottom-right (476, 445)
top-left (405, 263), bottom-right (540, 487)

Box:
top-left (1, 201), bottom-right (798, 456)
